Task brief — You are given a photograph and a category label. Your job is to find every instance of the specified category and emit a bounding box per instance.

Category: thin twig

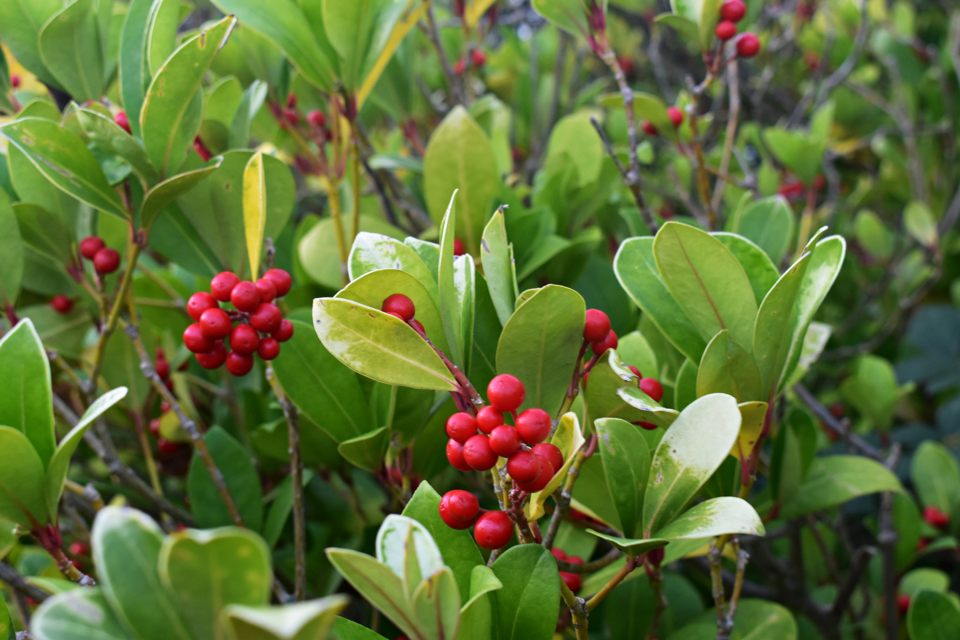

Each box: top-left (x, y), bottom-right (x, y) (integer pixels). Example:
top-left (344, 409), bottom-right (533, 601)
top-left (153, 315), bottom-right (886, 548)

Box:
top-left (423, 4), bottom-right (463, 106)
top-left (712, 59), bottom-right (740, 213)
top-left (589, 117), bottom-right (658, 234)
top-left (0, 562), bottom-right (50, 604)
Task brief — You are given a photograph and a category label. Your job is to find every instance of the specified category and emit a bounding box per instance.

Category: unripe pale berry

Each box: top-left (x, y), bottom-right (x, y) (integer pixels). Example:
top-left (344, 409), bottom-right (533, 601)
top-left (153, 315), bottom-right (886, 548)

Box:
top-left (250, 302), bottom-right (282, 333)
top-left (583, 309), bottom-right (610, 342)
top-left (93, 248), bottom-right (120, 275)
top-left (720, 0), bottom-right (746, 22)
top-left (667, 106), bottom-right (684, 128)
top-left (736, 33), bottom-right (761, 58)
top-left (210, 272), bottom-right (240, 302)
top-left (187, 292), bottom-right (219, 321)
top-left (382, 293), bottom-right (415, 321)
top-left (446, 439), bottom-right (473, 471)
top-left (591, 330), bottom-right (618, 355)
top-left (507, 450), bottom-right (542, 484)
top-left (199, 308), bottom-right (232, 340)
top-left (489, 425), bottom-right (521, 457)
top-left (446, 412), bottom-right (478, 444)
top-left (463, 434), bottom-right (498, 471)
top-left (50, 295), bottom-right (73, 314)
top-left (263, 269), bottom-right (292, 296)
top-left (79, 236), bottom-right (105, 260)
top-left (438, 490), bottom-right (479, 529)
top-left (487, 374), bottom-right (525, 412)
top-left (184, 324), bottom-right (214, 353)
top-left (225, 351), bottom-right (254, 376)
top-left (257, 337), bottom-right (280, 360)
top-left (229, 324), bottom-right (260, 354)
top-left (516, 408), bottom-right (551, 445)
top-left (476, 406), bottom-right (504, 434)
top-left (640, 377), bottom-right (664, 403)
top-left (230, 281), bottom-right (261, 312)
top-left (532, 443), bottom-right (563, 473)
top-left (273, 319), bottom-right (294, 342)
top-left (474, 511), bottom-right (513, 549)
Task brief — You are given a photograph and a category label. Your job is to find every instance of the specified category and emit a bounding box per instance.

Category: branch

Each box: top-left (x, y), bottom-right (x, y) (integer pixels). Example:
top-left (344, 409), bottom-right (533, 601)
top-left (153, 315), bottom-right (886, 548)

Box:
top-left (711, 59), bottom-right (740, 213)
top-left (543, 436), bottom-right (594, 550)
top-left (792, 384), bottom-right (884, 461)
top-left (422, 4), bottom-right (463, 107)
top-left (814, 0), bottom-right (870, 110)
top-left (589, 117), bottom-right (658, 234)
top-left (0, 562), bottom-right (52, 604)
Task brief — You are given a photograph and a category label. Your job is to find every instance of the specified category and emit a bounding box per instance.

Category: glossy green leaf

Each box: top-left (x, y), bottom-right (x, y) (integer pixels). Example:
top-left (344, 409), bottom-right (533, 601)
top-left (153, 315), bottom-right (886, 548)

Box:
top-left (674, 358), bottom-right (698, 411)
top-left (300, 217), bottom-right (402, 289)
top-left (653, 497), bottom-right (763, 539)
top-left (331, 617), bottom-right (388, 640)
top-left (597, 417), bottom-right (651, 538)
top-left (145, 0), bottom-right (180, 76)
top-left (530, 0), bottom-right (593, 37)
top-left (119, 0), bottom-right (154, 139)
top-left (0, 192), bottom-right (23, 307)
top-left (911, 442), bottom-right (960, 513)
top-left (38, 0), bottom-right (103, 102)
top-left (437, 191), bottom-right (466, 368)
top-left (0, 319), bottom-right (55, 464)
top-left (728, 196), bottom-right (794, 266)
top-left (900, 568), bottom-right (950, 598)
top-left (490, 545), bottom-right (561, 640)
top-left (714, 233), bottom-right (780, 307)
top-left (725, 599), bottom-right (797, 640)
top-left (0, 0), bottom-right (63, 90)
top-left (854, 210), bottom-right (893, 260)
top-left (222, 597), bottom-right (350, 640)
top-left (31, 588), bottom-right (130, 640)
top-left (355, 1), bottom-right (427, 107)
top-left (338, 427), bottom-right (390, 472)
top-left (348, 231), bottom-right (439, 303)
top-left (904, 200), bottom-right (937, 248)
top-left (841, 355), bottom-right (914, 431)
top-left (764, 128), bottom-right (824, 186)
top-left (187, 426), bottom-right (264, 531)
top-left (456, 565), bottom-right (502, 640)
top-left (780, 455), bottom-right (903, 519)
top-left (616, 385), bottom-right (680, 429)
top-left (76, 108), bottom-right (159, 187)
top-left (0, 591), bottom-right (10, 640)
top-left (375, 514), bottom-right (445, 597)
top-left (7, 144), bottom-right (82, 237)
top-left (481, 207), bottom-right (518, 327)
top-left (656, 13), bottom-right (700, 48)
top-left (907, 590), bottom-right (960, 640)
top-left (411, 567), bottom-right (460, 640)
top-left (229, 80), bottom-right (268, 149)
top-left (0, 427), bottom-right (48, 528)
top-left (321, 0), bottom-right (376, 90)
top-left (586, 350), bottom-right (649, 429)
top-left (696, 330), bottom-right (762, 402)
top-left (141, 160), bottom-right (222, 229)
top-left (262, 470), bottom-right (314, 549)
top-left (0, 519), bottom-right (15, 562)
top-left (697, 0), bottom-right (722, 50)
top-left (12, 202), bottom-right (73, 265)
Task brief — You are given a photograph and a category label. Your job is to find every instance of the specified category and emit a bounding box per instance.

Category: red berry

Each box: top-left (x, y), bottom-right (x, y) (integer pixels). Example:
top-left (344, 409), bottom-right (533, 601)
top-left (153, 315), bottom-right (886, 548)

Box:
top-left (667, 106), bottom-right (684, 128)
top-left (199, 308), bottom-right (232, 340)
top-left (561, 571), bottom-right (582, 592)
top-left (473, 511), bottom-right (513, 549)
top-left (922, 505), bottom-right (950, 529)
top-left (551, 547), bottom-right (568, 561)
top-left (532, 443), bottom-right (563, 472)
top-left (591, 330), bottom-right (618, 355)
top-left (916, 538), bottom-right (930, 553)
top-left (477, 406), bottom-right (504, 434)
top-left (627, 365), bottom-right (642, 378)
top-left (516, 408), bottom-right (551, 445)
top-left (257, 337), bottom-right (280, 360)
top-left (453, 238), bottom-right (466, 256)
top-left (617, 55), bottom-right (635, 76)
top-left (438, 490), bottom-right (480, 529)
top-left (69, 541), bottom-right (89, 557)
top-left (583, 309), bottom-right (611, 342)
top-left (446, 412), bottom-right (478, 444)
top-left (210, 272), bottom-right (240, 302)
top-left (155, 357), bottom-right (170, 381)
top-left (382, 293), bottom-right (416, 321)
top-left (640, 378), bottom-right (664, 403)
top-left (50, 295), bottom-right (73, 314)
top-left (158, 438), bottom-right (180, 454)
top-left (165, 379), bottom-right (175, 393)
top-left (230, 324), bottom-right (260, 354)
top-left (642, 121), bottom-right (658, 136)
top-left (487, 374), bottom-right (525, 412)
top-left (194, 136), bottom-right (212, 162)
top-left (454, 57), bottom-right (466, 75)
top-left (272, 319), bottom-right (294, 342)
top-left (79, 236), bottom-right (105, 260)
top-left (149, 418), bottom-right (161, 438)
top-left (187, 292), bottom-right (219, 321)
top-left (255, 278), bottom-right (277, 303)
top-left (93, 248), bottom-right (120, 275)
top-left (263, 269), bottom-right (292, 296)
top-left (463, 434), bottom-right (498, 471)
top-left (506, 450), bottom-right (542, 484)
top-left (716, 20), bottom-right (737, 41)
top-left (897, 594), bottom-right (911, 616)
top-left (471, 49), bottom-right (486, 67)
top-left (10, 74), bottom-right (20, 89)
top-left (196, 342), bottom-right (227, 369)
top-left (183, 323), bottom-right (214, 353)
top-left (638, 421), bottom-right (658, 430)
top-left (515, 457), bottom-right (555, 492)
top-left (720, 0), bottom-right (746, 22)
top-left (736, 33), bottom-right (761, 58)
top-left (250, 302), bottom-right (282, 333)
top-left (114, 111), bottom-right (131, 134)
top-left (285, 93), bottom-right (297, 109)
top-left (283, 108), bottom-right (299, 126)
top-left (225, 351), bottom-right (254, 376)
top-left (307, 110), bottom-right (326, 127)
top-left (446, 439), bottom-right (473, 471)
top-left (231, 281), bottom-right (261, 312)
top-left (489, 425), bottom-right (521, 457)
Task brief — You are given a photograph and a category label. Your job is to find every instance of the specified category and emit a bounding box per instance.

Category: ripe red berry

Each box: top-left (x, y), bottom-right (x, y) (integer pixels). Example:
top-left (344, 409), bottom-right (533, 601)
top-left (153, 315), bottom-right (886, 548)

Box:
top-left (489, 425), bottom-right (521, 458)
top-left (210, 272), bottom-right (240, 302)
top-left (93, 248), bottom-right (120, 275)
top-left (477, 406), bottom-right (505, 434)
top-left (922, 505), bottom-right (950, 529)
top-left (516, 408), bottom-right (551, 445)
top-left (446, 412), bottom-right (478, 444)
top-left (473, 511), bottom-right (513, 549)
top-left (561, 555), bottom-right (583, 591)
top-left (285, 93), bottom-right (297, 109)
top-left (454, 57), bottom-right (466, 75)
top-left (69, 541), bottom-right (89, 557)
top-left (453, 238), bottom-right (466, 256)
top-left (617, 55), bottom-right (635, 76)
top-left (184, 323), bottom-right (214, 353)
top-left (199, 308), bottom-right (232, 340)
top-left (736, 33), bottom-right (761, 58)
top-left (638, 421), bottom-right (658, 430)
top-left (640, 378), bottom-right (664, 403)
top-left (283, 108), bottom-right (299, 126)
top-left (551, 547), bottom-right (568, 561)
top-left (583, 309), bottom-right (611, 342)
top-left (155, 357), bottom-right (170, 381)
top-left (897, 594), bottom-right (911, 616)
top-left (516, 457), bottom-right (554, 492)
top-left (196, 342), bottom-right (227, 369)
top-left (10, 74), bottom-right (20, 89)
top-left (115, 111), bottom-right (131, 134)
top-left (439, 490), bottom-right (480, 529)
top-left (79, 236), bottom-right (105, 260)
top-left (463, 434), bottom-right (498, 471)
top-left (627, 365), bottom-right (642, 378)
top-left (250, 302), bottom-right (282, 333)
top-left (194, 136), bottom-right (212, 162)
top-left (187, 292), bottom-right (219, 321)
top-left (487, 374), bottom-right (525, 412)
top-left (720, 0), bottom-right (746, 22)
top-left (230, 324), bottom-right (260, 354)
top-left (307, 110), bottom-right (326, 127)
top-left (226, 351), bottom-right (254, 376)
top-left (506, 450), bottom-right (542, 484)
top-left (382, 293), bottom-right (415, 321)
top-left (149, 418), bottom-right (161, 437)
top-left (446, 439), bottom-right (473, 471)
top-left (471, 49), bottom-right (486, 67)
top-left (272, 319), bottom-right (295, 342)
top-left (667, 106), bottom-right (684, 128)
top-left (532, 443), bottom-right (563, 472)
top-left (716, 20), bottom-right (737, 41)
top-left (50, 295), bottom-right (73, 314)
top-left (642, 121), bottom-right (658, 136)
top-left (255, 278), bottom-right (277, 303)
top-left (257, 337), bottom-right (280, 360)
top-left (262, 269), bottom-right (292, 296)
top-left (916, 538), bottom-right (930, 553)
top-left (591, 330), bottom-right (618, 355)
top-left (231, 281), bottom-right (261, 312)
top-left (158, 438), bottom-right (180, 454)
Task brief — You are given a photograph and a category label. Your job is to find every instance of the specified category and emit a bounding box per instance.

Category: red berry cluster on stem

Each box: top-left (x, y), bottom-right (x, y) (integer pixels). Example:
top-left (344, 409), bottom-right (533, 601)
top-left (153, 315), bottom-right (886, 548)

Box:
top-left (551, 547), bottom-right (584, 592)
top-left (79, 236), bottom-right (120, 275)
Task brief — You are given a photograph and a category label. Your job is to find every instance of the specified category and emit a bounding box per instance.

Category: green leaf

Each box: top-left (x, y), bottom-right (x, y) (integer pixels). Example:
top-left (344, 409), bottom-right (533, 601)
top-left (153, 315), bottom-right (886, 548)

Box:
top-left (779, 455), bottom-right (903, 519)
top-left (496, 284), bottom-right (584, 414)
top-left (375, 514), bottom-right (446, 597)
top-left (320, 0), bottom-right (377, 90)
top-left (585, 350), bottom-right (649, 429)
top-left (12, 202), bottom-right (73, 265)
top-left (616, 385), bottom-right (680, 430)
top-left (456, 565), bottom-right (503, 640)
top-left (904, 200), bottom-right (937, 248)
top-left (0, 118), bottom-right (128, 220)
top-left (652, 497), bottom-right (763, 539)
top-left (674, 358), bottom-right (699, 411)
top-left (728, 197), bottom-right (795, 266)
top-left (437, 191), bottom-right (466, 369)
top-left (726, 599), bottom-right (798, 640)
top-left (355, 1), bottom-right (427, 107)
top-left (145, 0), bottom-right (180, 77)
top-left (300, 217), bottom-right (402, 289)
top-left (76, 108), bottom-right (159, 187)
top-left (854, 210), bottom-right (894, 260)
top-left (0, 590), bottom-right (11, 640)
top-left (907, 590), bottom-right (960, 640)
top-left (655, 14), bottom-right (700, 47)
top-left (490, 545), bottom-right (561, 640)
top-left (841, 355), bottom-right (914, 431)
top-left (0, 0), bottom-right (63, 90)
top-left (348, 232), bottom-right (439, 304)
top-left (92, 507), bottom-right (194, 640)
top-left (597, 417), bottom-right (651, 538)
top-left (424, 107), bottom-right (500, 256)
top-left (242, 151), bottom-right (267, 276)
top-left (0, 427), bottom-right (48, 528)
top-left (31, 588), bottom-right (130, 640)
top-left (187, 426), bottom-right (264, 531)
top-left (45, 387), bottom-right (128, 523)
top-left (531, 0), bottom-right (591, 38)
top-left (38, 0), bottom-right (103, 102)
top-left (642, 394), bottom-right (741, 536)
top-left (900, 568), bottom-right (950, 598)
top-left (697, 0), bottom-right (722, 50)
top-left (911, 442), bottom-right (960, 513)
top-left (764, 127), bottom-right (824, 186)
top-left (331, 617), bottom-right (388, 640)
top-left (714, 233), bottom-right (780, 306)
top-left (222, 597), bottom-right (350, 640)
top-left (229, 80), bottom-right (268, 149)
top-left (119, 0), bottom-right (155, 139)
top-left (696, 330), bottom-right (762, 402)
top-left (0, 318), bottom-right (55, 464)
top-left (0, 191), bottom-right (23, 307)
top-left (338, 427), bottom-right (390, 472)
top-left (481, 207), bottom-right (518, 327)
top-left (159, 527), bottom-right (272, 640)
top-left (140, 160), bottom-right (222, 229)
top-left (262, 470), bottom-right (314, 549)
top-left (411, 567), bottom-right (460, 640)
top-left (141, 16), bottom-right (235, 177)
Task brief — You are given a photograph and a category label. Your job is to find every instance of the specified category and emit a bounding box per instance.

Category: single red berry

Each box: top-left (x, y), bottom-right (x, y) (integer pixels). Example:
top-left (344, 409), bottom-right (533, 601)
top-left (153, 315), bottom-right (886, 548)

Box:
top-left (446, 439), bottom-right (473, 471)
top-left (93, 248), bottom-right (120, 275)
top-left (50, 295), bottom-right (73, 314)
top-left (199, 308), bottom-right (232, 340)
top-left (897, 594), bottom-right (911, 616)
top-left (79, 236), bottom-right (105, 260)
top-left (453, 238), bottom-right (466, 256)
top-left (226, 351), bottom-right (254, 376)
top-left (446, 412), bottom-right (478, 444)
top-left (489, 425), bottom-right (521, 458)
top-left (477, 406), bottom-right (505, 434)
top-left (638, 421), bottom-right (658, 430)
top-left (250, 302), bottom-right (282, 333)
top-left (257, 337), bottom-right (280, 360)
top-left (916, 538), bottom-right (930, 553)
top-left (272, 319), bottom-right (294, 342)
top-left (617, 55), bottom-right (635, 76)
top-left (736, 33), bottom-right (761, 58)
top-left (184, 323), bottom-right (214, 353)
top-left (487, 374), bottom-right (525, 412)
top-left (262, 269), bottom-right (292, 296)
top-left (667, 106), bottom-right (684, 128)
top-left (196, 342), bottom-right (227, 369)
top-left (283, 108), bottom-right (299, 126)
top-left (307, 110), bottom-right (326, 127)
top-left (463, 434), bottom-right (498, 471)
top-left (285, 93), bottom-right (297, 109)
top-left (325, 129), bottom-right (334, 142)
top-left (474, 511), bottom-right (513, 549)
top-left (642, 121), bottom-right (658, 136)
top-left (516, 408), bottom-right (551, 445)
top-left (165, 379), bottom-right (175, 393)
top-left (591, 330), bottom-right (618, 355)
top-left (158, 438), bottom-right (181, 454)
top-left (115, 111), bottom-right (131, 134)
top-left (231, 281), bottom-right (261, 312)
top-left (194, 136), bottom-right (212, 162)
top-left (149, 418), bottom-right (161, 438)
top-left (210, 272), bottom-right (240, 302)
top-left (507, 450), bottom-right (543, 484)
top-left (230, 324), bottom-right (260, 354)
top-left (187, 292), bottom-right (219, 321)
top-left (454, 57), bottom-right (467, 75)
top-left (10, 74), bottom-right (20, 89)
top-left (382, 293), bottom-right (416, 321)
top-left (471, 49), bottom-right (486, 67)
top-left (551, 547), bottom-right (568, 561)
top-left (640, 378), bottom-right (664, 403)
top-left (922, 505), bottom-right (950, 529)
top-left (69, 541), bottom-right (89, 556)
top-left (516, 457), bottom-right (555, 492)
top-left (627, 365), bottom-right (642, 378)
top-left (720, 0), bottom-right (746, 22)
top-left (438, 490), bottom-right (480, 529)
top-left (532, 443), bottom-right (563, 472)
top-left (583, 309), bottom-right (611, 342)
top-left (254, 278), bottom-right (277, 303)
top-left (716, 20), bottom-right (737, 41)
top-left (561, 555), bottom-right (583, 591)
top-left (155, 357), bottom-right (170, 381)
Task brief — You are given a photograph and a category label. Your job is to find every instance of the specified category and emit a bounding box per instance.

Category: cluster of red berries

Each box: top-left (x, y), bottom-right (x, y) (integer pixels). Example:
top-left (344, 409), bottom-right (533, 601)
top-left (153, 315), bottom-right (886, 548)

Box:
top-left (641, 106), bottom-right (684, 137)
top-left (715, 1), bottom-right (761, 58)
top-left (551, 547), bottom-right (584, 592)
top-left (922, 505), bottom-right (950, 529)
top-left (182, 269), bottom-right (294, 376)
top-left (79, 236), bottom-right (121, 275)
top-left (454, 49), bottom-right (487, 75)
top-left (438, 490), bottom-right (514, 550)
